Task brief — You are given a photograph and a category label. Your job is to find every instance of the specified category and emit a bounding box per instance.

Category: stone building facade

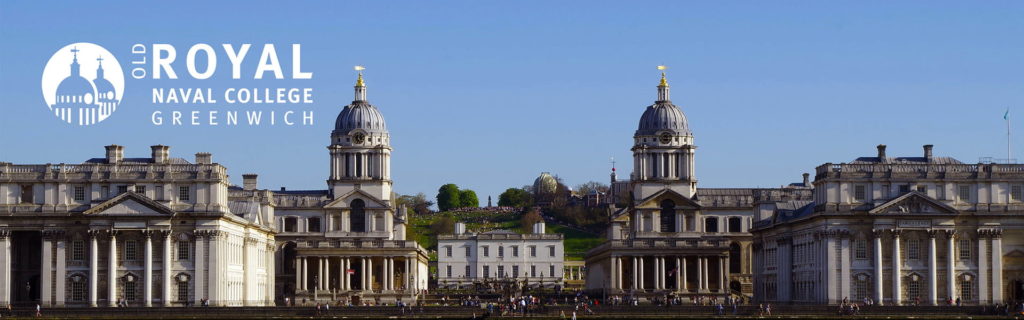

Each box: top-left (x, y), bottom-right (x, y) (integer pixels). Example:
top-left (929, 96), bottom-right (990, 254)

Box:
top-left (752, 145), bottom-right (1024, 305)
top-left (271, 73), bottom-right (429, 305)
top-left (437, 222), bottom-right (564, 289)
top-left (0, 146), bottom-right (276, 307)
top-left (584, 72), bottom-right (812, 300)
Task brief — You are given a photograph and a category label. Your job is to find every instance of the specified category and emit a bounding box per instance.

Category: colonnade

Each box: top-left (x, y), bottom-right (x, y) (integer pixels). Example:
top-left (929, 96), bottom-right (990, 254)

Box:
top-left (608, 255), bottom-right (729, 293)
top-left (295, 255), bottom-right (414, 293)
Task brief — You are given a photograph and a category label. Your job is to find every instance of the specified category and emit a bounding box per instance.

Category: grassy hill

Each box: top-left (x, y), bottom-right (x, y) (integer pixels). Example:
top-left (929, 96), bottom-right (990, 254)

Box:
top-left (407, 210), bottom-right (603, 261)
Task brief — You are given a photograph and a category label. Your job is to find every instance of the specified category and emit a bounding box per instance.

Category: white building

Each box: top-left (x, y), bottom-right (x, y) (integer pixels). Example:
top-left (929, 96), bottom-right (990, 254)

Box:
top-left (0, 145), bottom-right (276, 307)
top-left (271, 72), bottom-right (430, 305)
top-left (752, 145), bottom-right (1024, 305)
top-left (437, 222), bottom-right (563, 289)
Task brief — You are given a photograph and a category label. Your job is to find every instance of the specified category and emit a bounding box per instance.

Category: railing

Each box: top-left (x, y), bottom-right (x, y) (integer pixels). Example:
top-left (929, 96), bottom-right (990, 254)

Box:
top-left (0, 163), bottom-right (227, 175)
top-left (814, 162), bottom-right (1024, 176)
top-left (296, 239), bottom-right (420, 249)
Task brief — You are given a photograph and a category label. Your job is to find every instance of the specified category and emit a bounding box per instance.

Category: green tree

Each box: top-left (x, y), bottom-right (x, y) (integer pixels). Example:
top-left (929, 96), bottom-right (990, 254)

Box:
top-left (498, 188), bottom-right (533, 208)
top-left (398, 192), bottom-right (435, 215)
top-left (575, 181), bottom-right (610, 196)
top-left (436, 183), bottom-right (461, 212)
top-left (459, 189), bottom-right (479, 208)
top-left (430, 213), bottom-right (456, 235)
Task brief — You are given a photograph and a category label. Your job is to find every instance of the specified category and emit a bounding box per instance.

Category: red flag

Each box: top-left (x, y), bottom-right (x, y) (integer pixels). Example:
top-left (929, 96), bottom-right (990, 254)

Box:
top-left (347, 269), bottom-right (355, 275)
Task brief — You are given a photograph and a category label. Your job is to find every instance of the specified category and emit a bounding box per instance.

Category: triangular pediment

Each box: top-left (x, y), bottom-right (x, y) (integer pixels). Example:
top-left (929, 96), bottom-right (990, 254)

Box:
top-left (868, 192), bottom-right (957, 215)
top-left (84, 192), bottom-right (175, 216)
top-left (635, 188), bottom-right (700, 210)
top-left (323, 189), bottom-right (390, 209)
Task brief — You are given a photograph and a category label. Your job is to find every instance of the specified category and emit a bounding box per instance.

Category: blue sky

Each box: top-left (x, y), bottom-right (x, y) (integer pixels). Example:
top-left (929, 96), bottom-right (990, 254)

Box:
top-left (1, 1), bottom-right (1022, 204)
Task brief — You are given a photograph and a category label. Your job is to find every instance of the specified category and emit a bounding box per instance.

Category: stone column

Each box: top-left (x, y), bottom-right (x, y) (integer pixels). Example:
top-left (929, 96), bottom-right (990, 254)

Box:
top-left (162, 231), bottom-right (173, 306)
top-left (343, 258), bottom-right (350, 291)
top-left (55, 233), bottom-right (66, 307)
top-left (386, 257), bottom-right (393, 291)
top-left (300, 257), bottom-right (307, 292)
top-left (719, 256), bottom-right (726, 293)
top-left (41, 231), bottom-right (53, 306)
top-left (927, 230), bottom-right (938, 305)
top-left (367, 257), bottom-right (374, 291)
top-left (609, 255), bottom-right (617, 291)
top-left (825, 233), bottom-right (838, 303)
top-left (680, 256), bottom-right (686, 292)
top-left (873, 230), bottom-right (884, 305)
top-left (696, 256), bottom-right (704, 292)
top-left (992, 230), bottom-right (1003, 304)
top-left (324, 256), bottom-right (331, 291)
top-left (194, 232), bottom-right (206, 305)
top-left (88, 231), bottom-right (99, 307)
top-left (892, 230), bottom-right (902, 305)
top-left (144, 231), bottom-right (154, 307)
top-left (703, 257), bottom-right (710, 292)
top-left (360, 257), bottom-right (367, 291)
top-left (978, 231), bottom-right (989, 303)
top-left (722, 255), bottom-right (730, 293)
top-left (653, 256), bottom-right (660, 290)
top-left (207, 231), bottom-right (220, 306)
top-left (638, 256), bottom-right (645, 290)
top-left (0, 230), bottom-right (10, 306)
top-left (840, 234), bottom-right (851, 301)
top-left (945, 231), bottom-right (956, 303)
top-left (108, 231), bottom-right (118, 307)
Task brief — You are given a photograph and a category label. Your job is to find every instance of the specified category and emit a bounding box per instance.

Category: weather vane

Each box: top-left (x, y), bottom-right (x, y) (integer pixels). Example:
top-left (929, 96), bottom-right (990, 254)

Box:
top-left (657, 65), bottom-right (667, 71)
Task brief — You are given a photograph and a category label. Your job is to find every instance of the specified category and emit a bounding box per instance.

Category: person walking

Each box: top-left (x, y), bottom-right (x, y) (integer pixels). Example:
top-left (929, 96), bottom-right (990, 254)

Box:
top-left (35, 304), bottom-right (41, 317)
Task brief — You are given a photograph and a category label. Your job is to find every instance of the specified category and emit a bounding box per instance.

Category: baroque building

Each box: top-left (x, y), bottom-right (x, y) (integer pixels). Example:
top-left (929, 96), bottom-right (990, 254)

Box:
top-left (270, 72), bottom-right (429, 305)
top-left (584, 72), bottom-right (812, 300)
top-left (752, 145), bottom-right (1024, 305)
top-left (436, 222), bottom-right (564, 289)
top-left (0, 146), bottom-right (276, 307)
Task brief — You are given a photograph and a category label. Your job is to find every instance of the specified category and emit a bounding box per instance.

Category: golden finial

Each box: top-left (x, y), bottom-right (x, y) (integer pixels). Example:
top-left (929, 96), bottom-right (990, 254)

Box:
top-left (657, 65), bottom-right (669, 86)
top-left (354, 66), bottom-right (366, 86)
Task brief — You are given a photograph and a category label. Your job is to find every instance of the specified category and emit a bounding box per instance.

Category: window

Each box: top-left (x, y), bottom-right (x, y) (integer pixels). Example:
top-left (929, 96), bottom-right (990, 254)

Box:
top-left (117, 185), bottom-right (128, 194)
top-left (497, 266), bottom-right (505, 278)
top-left (350, 199), bottom-right (366, 233)
top-left (549, 265), bottom-right (555, 278)
top-left (178, 186), bottom-right (190, 201)
top-left (958, 185), bottom-right (970, 202)
top-left (854, 277), bottom-right (869, 300)
top-left (1013, 185), bottom-right (1023, 202)
top-left (512, 266), bottom-right (519, 278)
top-left (135, 185), bottom-right (145, 194)
top-left (959, 277), bottom-right (972, 300)
top-left (728, 217), bottom-right (742, 233)
top-left (446, 265), bottom-right (452, 277)
top-left (531, 265), bottom-right (537, 277)
top-left (465, 246), bottom-right (471, 257)
top-left (482, 246), bottom-right (489, 257)
top-left (498, 246), bottom-right (504, 258)
top-left (308, 217), bottom-right (321, 232)
top-left (854, 239), bottom-right (868, 260)
top-left (907, 239), bottom-right (920, 260)
top-left (898, 185), bottom-right (910, 194)
top-left (72, 240), bottom-right (85, 261)
top-left (548, 246), bottom-right (555, 257)
top-left (465, 265), bottom-right (470, 277)
top-left (530, 246), bottom-right (537, 257)
top-left (705, 217), bottom-right (719, 233)
top-left (444, 246), bottom-right (452, 257)
top-left (125, 240), bottom-right (138, 261)
top-left (284, 217), bottom-right (298, 232)
top-left (177, 281), bottom-right (190, 302)
top-left (483, 265), bottom-right (490, 278)
top-left (125, 279), bottom-right (137, 301)
top-left (660, 200), bottom-right (676, 232)
top-left (907, 278), bottom-right (921, 300)
top-left (854, 185), bottom-right (866, 201)
top-left (71, 277), bottom-right (86, 301)
top-left (512, 246), bottom-right (519, 257)
top-left (20, 185), bottom-right (33, 203)
top-left (177, 241), bottom-right (190, 260)
top-left (155, 186), bottom-right (164, 201)
top-left (958, 239), bottom-right (972, 260)
top-left (74, 186), bottom-right (85, 201)
top-left (916, 185), bottom-right (927, 193)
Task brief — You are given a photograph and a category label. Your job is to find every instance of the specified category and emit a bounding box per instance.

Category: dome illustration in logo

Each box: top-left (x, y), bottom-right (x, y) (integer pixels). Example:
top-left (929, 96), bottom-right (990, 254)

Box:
top-left (41, 43), bottom-right (124, 126)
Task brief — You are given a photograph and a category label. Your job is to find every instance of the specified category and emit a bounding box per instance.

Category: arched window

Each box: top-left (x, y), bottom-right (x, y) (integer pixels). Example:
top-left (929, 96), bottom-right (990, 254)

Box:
top-left (704, 217), bottom-right (719, 233)
top-left (729, 243), bottom-right (742, 273)
top-left (660, 200), bottom-right (676, 232)
top-left (350, 199), bottom-right (366, 233)
top-left (728, 217), bottom-right (742, 233)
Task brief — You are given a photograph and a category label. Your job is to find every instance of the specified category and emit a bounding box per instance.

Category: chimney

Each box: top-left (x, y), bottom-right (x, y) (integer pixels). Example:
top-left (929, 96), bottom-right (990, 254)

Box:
top-left (923, 144), bottom-right (934, 162)
top-left (150, 145), bottom-right (170, 164)
top-left (533, 221), bottom-right (546, 234)
top-left (454, 222), bottom-right (466, 234)
top-left (104, 145), bottom-right (123, 164)
top-left (877, 144), bottom-right (887, 163)
top-left (280, 187), bottom-right (286, 191)
top-left (802, 173), bottom-right (810, 186)
top-left (242, 174), bottom-right (258, 191)
top-left (195, 152), bottom-right (212, 164)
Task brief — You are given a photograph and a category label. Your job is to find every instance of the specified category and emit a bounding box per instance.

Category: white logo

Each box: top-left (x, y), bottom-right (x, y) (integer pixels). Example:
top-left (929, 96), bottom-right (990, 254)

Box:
top-left (41, 43), bottom-right (125, 126)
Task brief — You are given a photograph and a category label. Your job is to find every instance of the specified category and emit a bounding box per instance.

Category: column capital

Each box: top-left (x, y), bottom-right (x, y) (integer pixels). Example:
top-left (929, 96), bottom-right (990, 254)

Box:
top-left (42, 229), bottom-right (65, 240)
top-left (872, 229), bottom-right (885, 238)
top-left (160, 230), bottom-right (173, 239)
top-left (0, 229), bottom-right (10, 239)
top-left (890, 229), bottom-right (902, 238)
top-left (944, 229), bottom-right (957, 239)
top-left (927, 229), bottom-right (940, 238)
top-left (87, 229), bottom-right (103, 239)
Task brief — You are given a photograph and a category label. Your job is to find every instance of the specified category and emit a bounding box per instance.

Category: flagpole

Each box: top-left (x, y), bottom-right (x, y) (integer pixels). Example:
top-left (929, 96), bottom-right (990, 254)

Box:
top-left (1008, 108), bottom-right (1012, 163)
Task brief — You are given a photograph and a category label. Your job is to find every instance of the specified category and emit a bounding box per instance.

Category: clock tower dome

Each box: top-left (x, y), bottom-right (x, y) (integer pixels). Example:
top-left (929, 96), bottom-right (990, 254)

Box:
top-left (328, 70), bottom-right (392, 201)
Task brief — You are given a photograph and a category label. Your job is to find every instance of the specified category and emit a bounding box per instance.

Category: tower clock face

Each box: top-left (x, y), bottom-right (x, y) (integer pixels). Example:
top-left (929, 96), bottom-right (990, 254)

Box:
top-left (353, 133), bottom-right (366, 144)
top-left (659, 132), bottom-right (672, 144)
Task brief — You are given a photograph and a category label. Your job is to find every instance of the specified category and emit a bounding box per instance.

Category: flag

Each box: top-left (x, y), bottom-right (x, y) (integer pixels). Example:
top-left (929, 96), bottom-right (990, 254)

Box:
top-left (1005, 109), bottom-right (1010, 120)
top-left (347, 269), bottom-right (355, 275)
